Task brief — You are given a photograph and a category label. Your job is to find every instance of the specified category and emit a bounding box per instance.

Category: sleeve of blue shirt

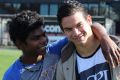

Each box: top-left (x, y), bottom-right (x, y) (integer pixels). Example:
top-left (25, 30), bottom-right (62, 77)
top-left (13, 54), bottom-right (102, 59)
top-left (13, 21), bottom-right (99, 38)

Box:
top-left (47, 37), bottom-right (68, 56)
top-left (2, 60), bottom-right (21, 80)
top-left (2, 73), bottom-right (15, 80)
top-left (2, 67), bottom-right (20, 80)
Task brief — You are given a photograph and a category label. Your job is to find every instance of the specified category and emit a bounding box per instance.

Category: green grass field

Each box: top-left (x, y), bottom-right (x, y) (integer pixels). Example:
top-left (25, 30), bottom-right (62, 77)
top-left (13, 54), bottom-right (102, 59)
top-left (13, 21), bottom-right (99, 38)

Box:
top-left (0, 49), bottom-right (21, 80)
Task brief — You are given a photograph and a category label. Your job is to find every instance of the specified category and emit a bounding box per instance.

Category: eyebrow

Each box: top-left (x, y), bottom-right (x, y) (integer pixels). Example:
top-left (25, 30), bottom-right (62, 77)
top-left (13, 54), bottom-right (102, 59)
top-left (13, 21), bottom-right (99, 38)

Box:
top-left (64, 22), bottom-right (82, 29)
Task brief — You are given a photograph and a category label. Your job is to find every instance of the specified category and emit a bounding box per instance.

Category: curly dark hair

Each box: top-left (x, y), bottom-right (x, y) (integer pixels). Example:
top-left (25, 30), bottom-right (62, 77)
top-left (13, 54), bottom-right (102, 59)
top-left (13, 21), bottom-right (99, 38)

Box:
top-left (57, 0), bottom-right (88, 31)
top-left (8, 10), bottom-right (44, 45)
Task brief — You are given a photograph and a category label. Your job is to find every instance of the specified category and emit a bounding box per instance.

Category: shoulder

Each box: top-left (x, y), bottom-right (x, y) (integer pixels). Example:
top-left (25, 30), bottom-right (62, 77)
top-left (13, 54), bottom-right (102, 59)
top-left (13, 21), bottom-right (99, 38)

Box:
top-left (3, 59), bottom-right (21, 80)
top-left (61, 42), bottom-right (75, 63)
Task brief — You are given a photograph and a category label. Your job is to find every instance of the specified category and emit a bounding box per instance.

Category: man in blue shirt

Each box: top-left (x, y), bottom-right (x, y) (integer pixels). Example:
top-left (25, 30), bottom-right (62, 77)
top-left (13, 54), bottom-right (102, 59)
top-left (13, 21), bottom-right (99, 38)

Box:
top-left (3, 10), bottom-right (120, 80)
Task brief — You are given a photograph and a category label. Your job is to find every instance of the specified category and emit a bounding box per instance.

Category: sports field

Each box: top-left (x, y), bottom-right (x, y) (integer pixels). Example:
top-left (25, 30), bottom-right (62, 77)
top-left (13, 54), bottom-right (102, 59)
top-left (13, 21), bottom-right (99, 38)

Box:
top-left (0, 49), bottom-right (21, 80)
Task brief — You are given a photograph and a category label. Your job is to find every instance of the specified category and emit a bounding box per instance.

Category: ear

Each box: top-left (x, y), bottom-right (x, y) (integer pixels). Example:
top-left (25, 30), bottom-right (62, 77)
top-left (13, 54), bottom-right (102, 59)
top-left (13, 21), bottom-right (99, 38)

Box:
top-left (87, 15), bottom-right (92, 25)
top-left (15, 40), bottom-right (24, 50)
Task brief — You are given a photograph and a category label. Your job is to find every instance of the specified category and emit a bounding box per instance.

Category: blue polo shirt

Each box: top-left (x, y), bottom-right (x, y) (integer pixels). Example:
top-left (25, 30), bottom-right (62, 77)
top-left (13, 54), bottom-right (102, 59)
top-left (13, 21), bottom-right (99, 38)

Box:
top-left (3, 37), bottom-right (68, 80)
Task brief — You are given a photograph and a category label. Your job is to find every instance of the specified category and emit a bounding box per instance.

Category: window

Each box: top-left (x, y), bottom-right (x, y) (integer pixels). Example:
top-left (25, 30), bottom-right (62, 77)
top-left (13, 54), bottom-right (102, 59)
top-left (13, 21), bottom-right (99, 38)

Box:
top-left (13, 3), bottom-right (21, 10)
top-left (40, 4), bottom-right (48, 15)
top-left (50, 4), bottom-right (58, 15)
top-left (99, 2), bottom-right (106, 16)
top-left (89, 4), bottom-right (98, 16)
top-left (83, 4), bottom-right (89, 11)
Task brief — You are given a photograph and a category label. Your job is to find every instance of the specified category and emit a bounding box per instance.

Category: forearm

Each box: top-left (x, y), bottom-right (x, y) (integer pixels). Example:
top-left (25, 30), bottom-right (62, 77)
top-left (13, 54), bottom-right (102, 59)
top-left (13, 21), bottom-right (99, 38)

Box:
top-left (92, 23), bottom-right (120, 68)
top-left (92, 22), bottom-right (109, 40)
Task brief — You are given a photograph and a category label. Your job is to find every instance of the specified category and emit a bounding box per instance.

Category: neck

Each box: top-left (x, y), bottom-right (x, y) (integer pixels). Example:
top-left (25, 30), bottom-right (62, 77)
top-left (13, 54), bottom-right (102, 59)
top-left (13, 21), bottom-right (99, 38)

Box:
top-left (76, 36), bottom-right (100, 57)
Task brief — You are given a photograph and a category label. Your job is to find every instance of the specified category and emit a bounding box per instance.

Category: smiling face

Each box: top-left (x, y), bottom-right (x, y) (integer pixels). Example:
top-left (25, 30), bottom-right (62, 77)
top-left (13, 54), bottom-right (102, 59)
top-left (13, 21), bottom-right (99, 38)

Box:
top-left (61, 12), bottom-right (93, 46)
top-left (17, 26), bottom-right (48, 57)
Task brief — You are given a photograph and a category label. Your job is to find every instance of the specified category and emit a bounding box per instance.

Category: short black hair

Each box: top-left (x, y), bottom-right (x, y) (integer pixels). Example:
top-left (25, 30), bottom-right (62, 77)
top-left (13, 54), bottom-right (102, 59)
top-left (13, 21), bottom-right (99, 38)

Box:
top-left (8, 10), bottom-right (44, 45)
top-left (57, 0), bottom-right (88, 30)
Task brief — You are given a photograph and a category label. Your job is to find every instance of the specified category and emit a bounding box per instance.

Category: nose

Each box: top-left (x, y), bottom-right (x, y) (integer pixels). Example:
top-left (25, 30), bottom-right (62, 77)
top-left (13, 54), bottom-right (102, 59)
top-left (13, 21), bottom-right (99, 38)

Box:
top-left (72, 28), bottom-right (80, 37)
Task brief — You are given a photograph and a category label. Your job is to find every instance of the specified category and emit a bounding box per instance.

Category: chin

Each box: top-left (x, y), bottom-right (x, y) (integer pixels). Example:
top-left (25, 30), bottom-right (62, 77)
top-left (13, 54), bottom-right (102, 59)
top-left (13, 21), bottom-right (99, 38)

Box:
top-left (75, 41), bottom-right (84, 45)
top-left (75, 39), bottom-right (87, 46)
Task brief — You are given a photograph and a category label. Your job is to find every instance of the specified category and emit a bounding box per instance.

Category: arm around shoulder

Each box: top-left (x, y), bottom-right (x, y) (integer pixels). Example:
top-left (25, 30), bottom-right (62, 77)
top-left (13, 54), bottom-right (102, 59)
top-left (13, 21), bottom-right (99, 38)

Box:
top-left (48, 37), bottom-right (68, 55)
